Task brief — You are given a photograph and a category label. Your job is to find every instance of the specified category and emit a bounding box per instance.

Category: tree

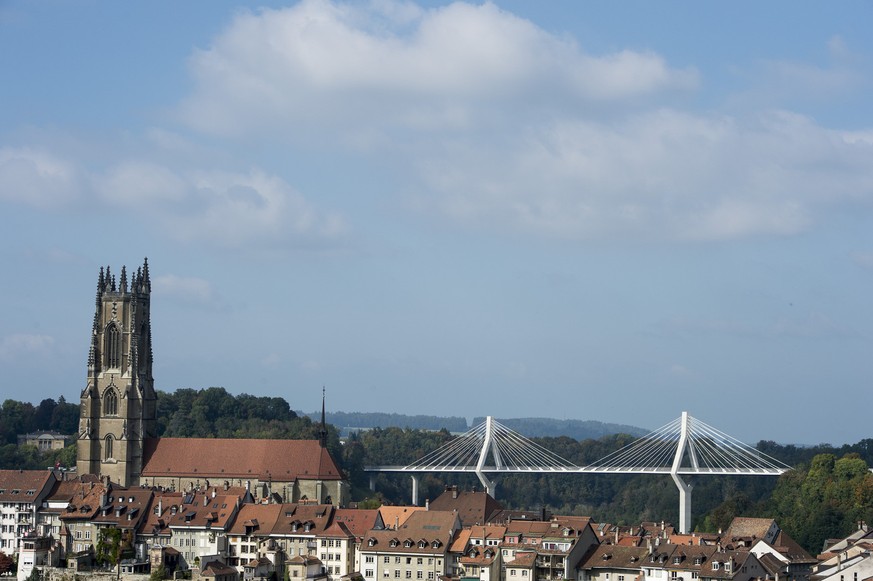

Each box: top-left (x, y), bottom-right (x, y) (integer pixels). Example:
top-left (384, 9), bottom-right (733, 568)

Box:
top-left (150, 564), bottom-right (167, 581)
top-left (0, 551), bottom-right (14, 576)
top-left (95, 527), bottom-right (122, 566)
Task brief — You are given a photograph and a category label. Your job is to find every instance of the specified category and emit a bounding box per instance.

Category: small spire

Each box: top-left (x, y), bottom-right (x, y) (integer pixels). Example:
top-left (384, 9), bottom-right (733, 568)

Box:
top-left (319, 387), bottom-right (328, 448)
top-left (142, 257), bottom-right (151, 292)
top-left (120, 265), bottom-right (128, 293)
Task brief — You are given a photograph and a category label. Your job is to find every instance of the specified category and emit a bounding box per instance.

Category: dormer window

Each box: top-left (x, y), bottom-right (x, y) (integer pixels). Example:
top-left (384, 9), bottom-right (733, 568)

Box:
top-left (419, 540), bottom-right (427, 549)
top-left (368, 538), bottom-right (377, 547)
top-left (405, 540), bottom-right (413, 548)
top-left (673, 557), bottom-right (681, 565)
top-left (712, 562), bottom-right (720, 571)
top-left (389, 539), bottom-right (399, 548)
top-left (694, 557), bottom-right (703, 566)
top-left (432, 540), bottom-right (441, 549)
top-left (724, 562), bottom-right (732, 573)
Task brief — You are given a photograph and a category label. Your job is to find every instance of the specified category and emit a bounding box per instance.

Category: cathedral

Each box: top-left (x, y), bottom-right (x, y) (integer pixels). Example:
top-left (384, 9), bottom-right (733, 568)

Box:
top-left (76, 259), bottom-right (349, 505)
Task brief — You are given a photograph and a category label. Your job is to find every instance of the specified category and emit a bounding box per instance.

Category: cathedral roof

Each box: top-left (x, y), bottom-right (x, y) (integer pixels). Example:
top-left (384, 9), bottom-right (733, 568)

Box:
top-left (140, 437), bottom-right (343, 481)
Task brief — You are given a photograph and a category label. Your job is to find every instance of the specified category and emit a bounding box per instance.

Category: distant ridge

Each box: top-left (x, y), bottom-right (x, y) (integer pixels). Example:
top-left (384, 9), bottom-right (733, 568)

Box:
top-left (302, 411), bottom-right (646, 440)
top-left (471, 417), bottom-right (648, 440)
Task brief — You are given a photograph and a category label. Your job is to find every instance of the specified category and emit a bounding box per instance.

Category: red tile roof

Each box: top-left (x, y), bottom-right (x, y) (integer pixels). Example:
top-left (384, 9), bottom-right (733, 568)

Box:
top-left (141, 437), bottom-right (343, 481)
top-left (0, 469), bottom-right (55, 502)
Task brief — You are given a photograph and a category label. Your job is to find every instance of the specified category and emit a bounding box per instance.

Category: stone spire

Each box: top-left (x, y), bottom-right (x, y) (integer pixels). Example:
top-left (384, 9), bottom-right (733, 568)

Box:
top-left (120, 265), bottom-right (128, 293)
top-left (142, 257), bottom-right (151, 291)
top-left (319, 387), bottom-right (328, 448)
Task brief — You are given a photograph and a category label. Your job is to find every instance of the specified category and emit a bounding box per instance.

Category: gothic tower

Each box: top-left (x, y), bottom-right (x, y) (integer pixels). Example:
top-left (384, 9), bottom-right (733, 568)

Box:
top-left (76, 259), bottom-right (157, 487)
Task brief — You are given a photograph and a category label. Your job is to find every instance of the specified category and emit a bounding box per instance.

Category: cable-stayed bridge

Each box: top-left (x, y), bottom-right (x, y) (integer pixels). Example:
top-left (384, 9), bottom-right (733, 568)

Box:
top-left (364, 412), bottom-right (790, 533)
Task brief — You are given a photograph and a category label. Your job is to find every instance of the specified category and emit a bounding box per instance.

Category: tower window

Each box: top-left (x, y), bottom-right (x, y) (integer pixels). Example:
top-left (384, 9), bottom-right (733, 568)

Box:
top-left (105, 435), bottom-right (114, 460)
top-left (104, 389), bottom-right (118, 416)
top-left (106, 324), bottom-right (121, 368)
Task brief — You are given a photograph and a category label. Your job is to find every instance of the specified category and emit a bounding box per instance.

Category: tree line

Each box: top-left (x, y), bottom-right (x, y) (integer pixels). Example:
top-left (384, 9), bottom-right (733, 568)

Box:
top-left (2, 389), bottom-right (872, 553)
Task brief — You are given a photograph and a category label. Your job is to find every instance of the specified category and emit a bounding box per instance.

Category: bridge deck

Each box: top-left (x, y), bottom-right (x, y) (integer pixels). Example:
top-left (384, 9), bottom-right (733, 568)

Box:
top-left (364, 465), bottom-right (787, 475)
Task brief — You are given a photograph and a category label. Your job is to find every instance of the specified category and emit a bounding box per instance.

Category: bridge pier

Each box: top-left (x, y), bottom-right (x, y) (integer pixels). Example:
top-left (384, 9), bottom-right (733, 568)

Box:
top-left (672, 475), bottom-right (693, 534)
top-left (411, 474), bottom-right (420, 506)
top-left (670, 411), bottom-right (697, 534)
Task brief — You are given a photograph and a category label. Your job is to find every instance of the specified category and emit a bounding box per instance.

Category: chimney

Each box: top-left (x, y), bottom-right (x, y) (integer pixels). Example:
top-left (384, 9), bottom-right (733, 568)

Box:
top-left (453, 488), bottom-right (458, 499)
top-left (204, 496), bottom-right (208, 507)
top-left (395, 516), bottom-right (400, 530)
top-left (425, 499), bottom-right (430, 510)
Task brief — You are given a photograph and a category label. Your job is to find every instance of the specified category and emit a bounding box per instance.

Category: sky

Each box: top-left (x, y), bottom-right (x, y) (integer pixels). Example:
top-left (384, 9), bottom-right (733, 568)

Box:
top-left (1, 1), bottom-right (872, 447)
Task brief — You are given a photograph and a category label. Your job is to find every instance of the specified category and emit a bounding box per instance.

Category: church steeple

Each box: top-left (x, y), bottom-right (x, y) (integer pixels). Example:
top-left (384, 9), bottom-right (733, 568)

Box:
top-left (77, 258), bottom-right (157, 487)
top-left (319, 387), bottom-right (328, 448)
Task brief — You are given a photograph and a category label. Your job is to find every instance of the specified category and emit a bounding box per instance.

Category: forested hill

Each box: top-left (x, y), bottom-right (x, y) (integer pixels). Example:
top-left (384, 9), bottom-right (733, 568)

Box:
top-left (302, 411), bottom-right (646, 439)
top-left (473, 417), bottom-right (648, 439)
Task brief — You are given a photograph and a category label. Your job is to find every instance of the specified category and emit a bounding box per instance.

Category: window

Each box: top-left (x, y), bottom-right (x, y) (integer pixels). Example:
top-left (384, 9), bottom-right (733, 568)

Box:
top-left (712, 563), bottom-right (720, 571)
top-left (366, 556), bottom-right (375, 564)
top-left (395, 571), bottom-right (400, 578)
top-left (103, 388), bottom-right (118, 416)
top-left (105, 324), bottom-right (121, 369)
top-left (384, 571), bottom-right (390, 578)
top-left (417, 573), bottom-right (423, 579)
top-left (511, 571), bottom-right (516, 577)
top-left (522, 572), bottom-right (528, 577)
top-left (384, 557), bottom-right (390, 564)
top-left (406, 572), bottom-right (412, 579)
top-left (417, 558), bottom-right (423, 565)
top-left (366, 571), bottom-right (374, 578)
top-left (104, 435), bottom-right (114, 460)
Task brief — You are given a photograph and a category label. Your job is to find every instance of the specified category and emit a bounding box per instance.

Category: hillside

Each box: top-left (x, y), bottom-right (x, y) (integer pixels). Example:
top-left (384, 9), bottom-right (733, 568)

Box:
top-left (303, 410), bottom-right (647, 440)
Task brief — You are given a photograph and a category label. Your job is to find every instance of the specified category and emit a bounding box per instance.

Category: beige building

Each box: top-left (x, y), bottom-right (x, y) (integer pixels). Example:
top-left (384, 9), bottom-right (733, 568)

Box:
top-left (17, 431), bottom-right (70, 452)
top-left (359, 510), bottom-right (461, 581)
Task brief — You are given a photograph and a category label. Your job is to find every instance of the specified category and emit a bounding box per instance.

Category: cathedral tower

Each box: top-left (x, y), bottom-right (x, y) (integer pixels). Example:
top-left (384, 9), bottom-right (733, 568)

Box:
top-left (77, 259), bottom-right (157, 487)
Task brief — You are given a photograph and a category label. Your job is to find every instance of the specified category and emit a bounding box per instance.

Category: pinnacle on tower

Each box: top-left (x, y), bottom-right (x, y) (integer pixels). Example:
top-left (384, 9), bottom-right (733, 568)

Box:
top-left (120, 265), bottom-right (128, 293)
top-left (142, 257), bottom-right (150, 291)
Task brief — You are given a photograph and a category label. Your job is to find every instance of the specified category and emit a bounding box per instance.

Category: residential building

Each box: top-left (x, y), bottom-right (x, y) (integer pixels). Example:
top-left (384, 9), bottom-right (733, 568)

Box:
top-left (0, 470), bottom-right (56, 556)
top-left (17, 431), bottom-right (70, 452)
top-left (428, 487), bottom-right (503, 527)
top-left (578, 544), bottom-right (649, 581)
top-left (359, 510), bottom-right (461, 581)
top-left (164, 490), bottom-right (241, 570)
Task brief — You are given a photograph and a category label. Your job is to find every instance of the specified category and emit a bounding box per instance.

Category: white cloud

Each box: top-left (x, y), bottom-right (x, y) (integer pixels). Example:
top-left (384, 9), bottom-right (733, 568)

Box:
top-left (413, 108), bottom-right (873, 240)
top-left (0, 147), bottom-right (81, 207)
top-left (169, 1), bottom-right (873, 242)
top-left (0, 333), bottom-right (55, 360)
top-left (178, 0), bottom-right (697, 138)
top-left (1, 143), bottom-right (346, 248)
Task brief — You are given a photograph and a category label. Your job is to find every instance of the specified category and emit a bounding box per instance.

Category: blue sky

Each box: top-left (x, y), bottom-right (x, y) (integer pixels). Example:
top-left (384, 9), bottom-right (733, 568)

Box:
top-left (2, 1), bottom-right (872, 446)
